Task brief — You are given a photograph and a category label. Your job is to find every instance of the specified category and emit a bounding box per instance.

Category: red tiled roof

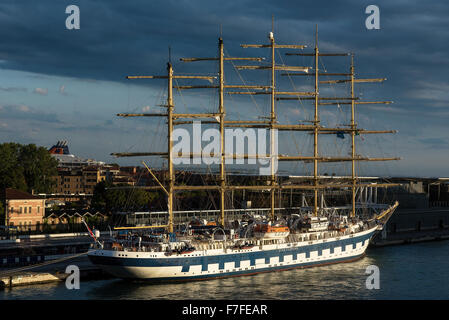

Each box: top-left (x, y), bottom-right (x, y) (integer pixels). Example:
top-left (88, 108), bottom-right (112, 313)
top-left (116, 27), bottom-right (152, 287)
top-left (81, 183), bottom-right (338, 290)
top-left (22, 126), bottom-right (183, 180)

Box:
top-left (2, 188), bottom-right (42, 200)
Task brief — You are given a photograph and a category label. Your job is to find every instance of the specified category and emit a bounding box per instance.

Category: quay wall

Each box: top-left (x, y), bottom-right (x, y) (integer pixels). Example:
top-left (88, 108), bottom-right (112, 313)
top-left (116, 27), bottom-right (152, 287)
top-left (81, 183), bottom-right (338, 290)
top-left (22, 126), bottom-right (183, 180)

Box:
top-left (372, 206), bottom-right (449, 246)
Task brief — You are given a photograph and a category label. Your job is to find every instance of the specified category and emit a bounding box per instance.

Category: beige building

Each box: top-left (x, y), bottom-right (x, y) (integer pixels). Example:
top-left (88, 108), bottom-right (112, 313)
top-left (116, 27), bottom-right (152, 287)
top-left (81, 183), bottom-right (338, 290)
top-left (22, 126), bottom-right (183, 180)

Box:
top-left (53, 165), bottom-right (108, 196)
top-left (2, 188), bottom-right (45, 229)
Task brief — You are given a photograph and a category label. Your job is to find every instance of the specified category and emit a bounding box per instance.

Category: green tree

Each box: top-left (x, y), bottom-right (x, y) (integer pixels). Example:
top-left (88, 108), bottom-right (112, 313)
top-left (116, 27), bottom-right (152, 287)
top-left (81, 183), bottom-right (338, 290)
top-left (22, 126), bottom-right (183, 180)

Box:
top-left (18, 144), bottom-right (58, 193)
top-left (91, 181), bottom-right (150, 213)
top-left (126, 187), bottom-right (151, 211)
top-left (91, 180), bottom-right (110, 211)
top-left (0, 143), bottom-right (58, 193)
top-left (0, 143), bottom-right (27, 191)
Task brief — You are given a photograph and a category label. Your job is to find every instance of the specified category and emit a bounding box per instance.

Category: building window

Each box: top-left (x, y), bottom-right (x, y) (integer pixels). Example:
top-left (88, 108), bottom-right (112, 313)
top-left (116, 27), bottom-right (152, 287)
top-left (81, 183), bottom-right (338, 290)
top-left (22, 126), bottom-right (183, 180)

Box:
top-left (37, 206), bottom-right (40, 213)
top-left (29, 207), bottom-right (32, 214)
top-left (24, 207), bottom-right (27, 214)
top-left (9, 207), bottom-right (13, 213)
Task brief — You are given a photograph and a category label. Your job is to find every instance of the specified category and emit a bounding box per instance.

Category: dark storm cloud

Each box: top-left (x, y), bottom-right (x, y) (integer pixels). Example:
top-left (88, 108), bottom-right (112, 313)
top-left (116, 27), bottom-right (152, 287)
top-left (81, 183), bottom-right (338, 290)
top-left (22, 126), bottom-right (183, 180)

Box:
top-left (0, 0), bottom-right (448, 131)
top-left (1, 0), bottom-right (446, 82)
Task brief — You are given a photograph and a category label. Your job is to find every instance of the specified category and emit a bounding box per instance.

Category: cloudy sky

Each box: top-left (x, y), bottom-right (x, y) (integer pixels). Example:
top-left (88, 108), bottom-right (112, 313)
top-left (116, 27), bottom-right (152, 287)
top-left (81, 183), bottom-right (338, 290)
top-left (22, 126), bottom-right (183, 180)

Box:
top-left (0, 0), bottom-right (448, 177)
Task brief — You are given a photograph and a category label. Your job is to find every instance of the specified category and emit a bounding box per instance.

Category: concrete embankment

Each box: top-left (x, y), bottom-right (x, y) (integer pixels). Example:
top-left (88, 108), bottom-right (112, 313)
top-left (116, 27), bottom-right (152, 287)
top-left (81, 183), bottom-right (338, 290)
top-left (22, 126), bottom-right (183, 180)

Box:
top-left (0, 272), bottom-right (67, 288)
top-left (371, 206), bottom-right (449, 246)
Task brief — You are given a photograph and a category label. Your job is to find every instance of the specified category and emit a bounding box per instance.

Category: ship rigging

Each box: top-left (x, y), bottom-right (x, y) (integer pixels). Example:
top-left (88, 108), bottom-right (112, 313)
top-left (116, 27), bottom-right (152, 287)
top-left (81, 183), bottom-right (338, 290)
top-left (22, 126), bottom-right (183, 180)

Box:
top-left (87, 23), bottom-right (400, 281)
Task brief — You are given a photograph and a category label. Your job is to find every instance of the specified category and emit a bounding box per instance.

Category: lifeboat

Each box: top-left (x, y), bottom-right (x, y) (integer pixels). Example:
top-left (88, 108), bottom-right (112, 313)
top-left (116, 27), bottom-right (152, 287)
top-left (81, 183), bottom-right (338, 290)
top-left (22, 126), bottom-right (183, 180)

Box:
top-left (253, 223), bottom-right (290, 239)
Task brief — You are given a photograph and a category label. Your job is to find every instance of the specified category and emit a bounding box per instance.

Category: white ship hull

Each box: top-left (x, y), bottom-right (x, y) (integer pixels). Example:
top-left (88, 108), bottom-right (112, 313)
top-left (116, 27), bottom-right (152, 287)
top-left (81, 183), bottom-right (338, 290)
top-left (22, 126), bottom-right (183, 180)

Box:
top-left (88, 226), bottom-right (377, 281)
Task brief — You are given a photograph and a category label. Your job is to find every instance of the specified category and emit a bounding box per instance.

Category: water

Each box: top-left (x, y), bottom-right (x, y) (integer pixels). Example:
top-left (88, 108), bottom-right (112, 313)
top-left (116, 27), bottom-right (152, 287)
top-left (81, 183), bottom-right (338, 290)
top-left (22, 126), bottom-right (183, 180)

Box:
top-left (2, 241), bottom-right (449, 300)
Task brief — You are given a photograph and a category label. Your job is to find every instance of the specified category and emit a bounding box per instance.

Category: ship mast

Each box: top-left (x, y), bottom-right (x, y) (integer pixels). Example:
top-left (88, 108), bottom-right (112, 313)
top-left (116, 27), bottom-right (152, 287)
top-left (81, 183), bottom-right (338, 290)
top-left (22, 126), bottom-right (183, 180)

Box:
top-left (313, 25), bottom-right (319, 217)
top-left (167, 62), bottom-right (174, 233)
top-left (270, 17), bottom-right (277, 222)
top-left (176, 37), bottom-right (267, 227)
top-left (318, 54), bottom-right (393, 217)
top-left (115, 63), bottom-right (216, 234)
top-left (350, 54), bottom-right (356, 217)
top-left (284, 35), bottom-right (397, 218)
top-left (219, 38), bottom-right (226, 227)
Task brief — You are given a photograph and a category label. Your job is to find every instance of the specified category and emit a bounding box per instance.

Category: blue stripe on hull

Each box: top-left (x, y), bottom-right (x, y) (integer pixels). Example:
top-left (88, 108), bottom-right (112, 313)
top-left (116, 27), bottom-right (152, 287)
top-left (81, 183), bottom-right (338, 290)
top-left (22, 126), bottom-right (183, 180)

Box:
top-left (99, 253), bottom-right (366, 282)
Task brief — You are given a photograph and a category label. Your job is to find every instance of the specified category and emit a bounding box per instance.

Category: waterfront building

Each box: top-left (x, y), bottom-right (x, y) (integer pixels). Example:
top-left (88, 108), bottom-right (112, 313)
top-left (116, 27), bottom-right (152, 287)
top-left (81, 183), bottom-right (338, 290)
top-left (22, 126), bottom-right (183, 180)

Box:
top-left (1, 188), bottom-right (45, 230)
top-left (49, 141), bottom-right (139, 196)
top-left (47, 141), bottom-right (123, 206)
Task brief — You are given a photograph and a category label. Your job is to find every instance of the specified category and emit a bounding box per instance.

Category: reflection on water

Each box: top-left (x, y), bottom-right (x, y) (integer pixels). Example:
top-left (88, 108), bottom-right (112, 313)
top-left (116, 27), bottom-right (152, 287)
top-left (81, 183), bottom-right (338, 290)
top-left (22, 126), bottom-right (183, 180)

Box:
top-left (2, 241), bottom-right (449, 300)
top-left (77, 255), bottom-right (379, 300)
top-left (80, 257), bottom-right (377, 300)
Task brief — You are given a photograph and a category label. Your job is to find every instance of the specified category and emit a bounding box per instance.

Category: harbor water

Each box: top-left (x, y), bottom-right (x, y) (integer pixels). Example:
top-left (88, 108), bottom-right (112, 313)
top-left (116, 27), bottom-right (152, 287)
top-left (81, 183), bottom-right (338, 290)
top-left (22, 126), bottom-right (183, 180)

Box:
top-left (2, 240), bottom-right (449, 300)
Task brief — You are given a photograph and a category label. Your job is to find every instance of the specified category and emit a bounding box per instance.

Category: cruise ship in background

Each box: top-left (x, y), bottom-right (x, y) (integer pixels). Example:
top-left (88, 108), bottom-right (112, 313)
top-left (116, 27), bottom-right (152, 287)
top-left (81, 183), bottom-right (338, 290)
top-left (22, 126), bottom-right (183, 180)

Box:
top-left (49, 140), bottom-right (105, 168)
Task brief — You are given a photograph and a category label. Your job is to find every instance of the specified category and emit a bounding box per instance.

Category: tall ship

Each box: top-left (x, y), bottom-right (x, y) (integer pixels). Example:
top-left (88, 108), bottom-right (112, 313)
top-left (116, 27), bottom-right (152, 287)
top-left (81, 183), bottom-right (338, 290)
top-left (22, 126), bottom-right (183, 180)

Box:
top-left (87, 24), bottom-right (400, 281)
